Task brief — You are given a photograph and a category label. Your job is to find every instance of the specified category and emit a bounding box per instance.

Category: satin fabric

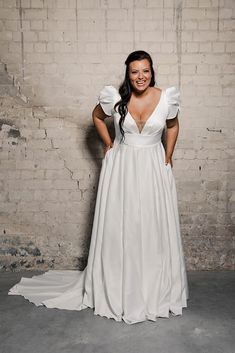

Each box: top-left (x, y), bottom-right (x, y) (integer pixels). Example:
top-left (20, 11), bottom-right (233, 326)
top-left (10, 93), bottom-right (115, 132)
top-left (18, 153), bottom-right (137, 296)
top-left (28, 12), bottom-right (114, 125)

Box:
top-left (8, 86), bottom-right (189, 324)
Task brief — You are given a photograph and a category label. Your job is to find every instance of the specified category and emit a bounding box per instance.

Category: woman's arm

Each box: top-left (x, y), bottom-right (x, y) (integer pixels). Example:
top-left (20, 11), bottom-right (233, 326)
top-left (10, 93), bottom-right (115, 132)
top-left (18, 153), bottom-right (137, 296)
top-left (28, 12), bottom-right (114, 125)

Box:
top-left (92, 104), bottom-right (113, 155)
top-left (165, 114), bottom-right (179, 167)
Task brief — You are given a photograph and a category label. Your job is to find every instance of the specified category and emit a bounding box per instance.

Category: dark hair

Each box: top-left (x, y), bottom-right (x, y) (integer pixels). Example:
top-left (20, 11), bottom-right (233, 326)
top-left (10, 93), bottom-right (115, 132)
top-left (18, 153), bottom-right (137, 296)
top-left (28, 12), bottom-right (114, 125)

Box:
top-left (114, 50), bottom-right (156, 143)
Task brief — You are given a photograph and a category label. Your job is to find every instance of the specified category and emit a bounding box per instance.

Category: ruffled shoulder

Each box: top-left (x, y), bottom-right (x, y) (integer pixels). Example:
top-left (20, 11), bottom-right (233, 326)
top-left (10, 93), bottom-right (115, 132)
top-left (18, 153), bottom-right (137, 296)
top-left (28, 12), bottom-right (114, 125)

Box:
top-left (165, 86), bottom-right (181, 119)
top-left (96, 85), bottom-right (120, 116)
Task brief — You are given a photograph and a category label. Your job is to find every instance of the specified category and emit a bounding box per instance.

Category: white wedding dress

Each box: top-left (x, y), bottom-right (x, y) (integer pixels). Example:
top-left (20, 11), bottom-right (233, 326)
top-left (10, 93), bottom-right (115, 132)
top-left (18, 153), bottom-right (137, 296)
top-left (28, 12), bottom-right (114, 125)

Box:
top-left (8, 85), bottom-right (189, 324)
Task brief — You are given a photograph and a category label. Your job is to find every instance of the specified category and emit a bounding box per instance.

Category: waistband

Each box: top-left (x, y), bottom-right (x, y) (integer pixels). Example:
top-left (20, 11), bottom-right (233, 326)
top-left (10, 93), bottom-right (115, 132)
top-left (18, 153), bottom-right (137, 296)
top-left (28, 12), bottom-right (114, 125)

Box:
top-left (118, 133), bottom-right (162, 147)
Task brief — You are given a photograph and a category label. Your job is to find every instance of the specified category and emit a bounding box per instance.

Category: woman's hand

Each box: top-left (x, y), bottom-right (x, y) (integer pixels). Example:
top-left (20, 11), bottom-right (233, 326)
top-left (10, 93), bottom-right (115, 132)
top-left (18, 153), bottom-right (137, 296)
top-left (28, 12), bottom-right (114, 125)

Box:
top-left (104, 142), bottom-right (113, 156)
top-left (165, 155), bottom-right (173, 167)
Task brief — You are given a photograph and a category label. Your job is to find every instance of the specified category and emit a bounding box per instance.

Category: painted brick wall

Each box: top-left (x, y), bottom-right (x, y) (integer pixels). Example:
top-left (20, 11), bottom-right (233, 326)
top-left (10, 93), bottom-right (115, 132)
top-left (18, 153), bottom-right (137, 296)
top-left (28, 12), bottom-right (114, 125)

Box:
top-left (0, 0), bottom-right (234, 271)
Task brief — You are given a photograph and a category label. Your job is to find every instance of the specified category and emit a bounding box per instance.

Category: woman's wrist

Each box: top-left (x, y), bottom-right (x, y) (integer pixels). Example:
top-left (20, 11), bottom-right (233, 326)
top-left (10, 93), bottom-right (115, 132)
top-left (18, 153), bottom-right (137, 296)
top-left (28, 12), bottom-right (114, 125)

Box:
top-left (166, 154), bottom-right (172, 159)
top-left (103, 141), bottom-right (113, 148)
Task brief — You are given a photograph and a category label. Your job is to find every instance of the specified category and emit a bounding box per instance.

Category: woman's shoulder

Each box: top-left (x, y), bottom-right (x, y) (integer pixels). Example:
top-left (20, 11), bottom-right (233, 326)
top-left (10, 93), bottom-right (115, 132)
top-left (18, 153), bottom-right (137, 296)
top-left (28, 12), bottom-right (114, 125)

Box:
top-left (165, 86), bottom-right (180, 104)
top-left (98, 85), bottom-right (120, 104)
top-left (99, 85), bottom-right (119, 98)
top-left (97, 85), bottom-right (120, 116)
top-left (164, 86), bottom-right (181, 119)
top-left (148, 86), bottom-right (163, 100)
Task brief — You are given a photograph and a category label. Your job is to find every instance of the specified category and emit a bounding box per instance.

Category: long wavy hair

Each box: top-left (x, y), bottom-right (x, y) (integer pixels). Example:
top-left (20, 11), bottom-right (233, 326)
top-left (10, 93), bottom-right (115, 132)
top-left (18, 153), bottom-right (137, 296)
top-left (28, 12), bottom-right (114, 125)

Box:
top-left (114, 50), bottom-right (156, 143)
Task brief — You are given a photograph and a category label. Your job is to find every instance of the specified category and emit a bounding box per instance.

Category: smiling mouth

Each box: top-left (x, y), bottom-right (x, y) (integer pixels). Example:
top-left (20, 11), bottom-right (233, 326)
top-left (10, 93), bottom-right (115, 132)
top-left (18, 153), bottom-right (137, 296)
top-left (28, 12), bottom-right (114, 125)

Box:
top-left (136, 81), bottom-right (146, 85)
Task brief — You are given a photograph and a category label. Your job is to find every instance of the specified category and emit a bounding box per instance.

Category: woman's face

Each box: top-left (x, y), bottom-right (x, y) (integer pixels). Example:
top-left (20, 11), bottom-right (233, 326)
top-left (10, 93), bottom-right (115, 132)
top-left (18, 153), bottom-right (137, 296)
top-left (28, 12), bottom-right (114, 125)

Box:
top-left (128, 58), bottom-right (152, 92)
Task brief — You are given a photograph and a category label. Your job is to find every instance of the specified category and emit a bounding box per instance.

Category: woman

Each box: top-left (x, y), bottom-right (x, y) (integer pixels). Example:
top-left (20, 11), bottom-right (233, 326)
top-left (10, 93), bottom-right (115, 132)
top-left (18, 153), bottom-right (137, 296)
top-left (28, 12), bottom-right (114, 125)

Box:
top-left (8, 50), bottom-right (189, 325)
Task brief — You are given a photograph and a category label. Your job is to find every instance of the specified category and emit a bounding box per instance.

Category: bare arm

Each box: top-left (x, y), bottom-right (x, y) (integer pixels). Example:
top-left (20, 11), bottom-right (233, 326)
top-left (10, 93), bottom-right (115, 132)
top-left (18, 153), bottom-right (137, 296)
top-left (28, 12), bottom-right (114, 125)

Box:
top-left (92, 104), bottom-right (113, 155)
top-left (165, 114), bottom-right (179, 167)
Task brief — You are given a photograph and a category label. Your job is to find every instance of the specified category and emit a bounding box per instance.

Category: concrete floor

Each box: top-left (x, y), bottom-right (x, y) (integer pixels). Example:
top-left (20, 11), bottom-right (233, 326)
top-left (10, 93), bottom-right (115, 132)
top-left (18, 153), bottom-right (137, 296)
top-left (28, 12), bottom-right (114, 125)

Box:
top-left (0, 271), bottom-right (234, 353)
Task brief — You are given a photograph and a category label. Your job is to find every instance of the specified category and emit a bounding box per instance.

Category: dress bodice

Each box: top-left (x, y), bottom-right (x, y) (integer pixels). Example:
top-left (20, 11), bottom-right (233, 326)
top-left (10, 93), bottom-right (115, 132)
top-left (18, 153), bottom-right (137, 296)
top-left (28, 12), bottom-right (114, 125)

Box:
top-left (96, 85), bottom-right (181, 146)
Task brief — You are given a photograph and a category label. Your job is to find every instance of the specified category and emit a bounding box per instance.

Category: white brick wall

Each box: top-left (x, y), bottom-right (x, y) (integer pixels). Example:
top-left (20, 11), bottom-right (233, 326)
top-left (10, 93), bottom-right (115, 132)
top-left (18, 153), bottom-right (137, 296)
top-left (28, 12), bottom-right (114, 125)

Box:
top-left (0, 0), bottom-right (234, 270)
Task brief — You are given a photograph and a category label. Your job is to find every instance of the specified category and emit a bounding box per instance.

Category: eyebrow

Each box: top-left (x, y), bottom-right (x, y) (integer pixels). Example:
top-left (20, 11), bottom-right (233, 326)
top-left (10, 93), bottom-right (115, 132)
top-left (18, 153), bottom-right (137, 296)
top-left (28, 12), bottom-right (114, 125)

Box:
top-left (131, 67), bottom-right (150, 70)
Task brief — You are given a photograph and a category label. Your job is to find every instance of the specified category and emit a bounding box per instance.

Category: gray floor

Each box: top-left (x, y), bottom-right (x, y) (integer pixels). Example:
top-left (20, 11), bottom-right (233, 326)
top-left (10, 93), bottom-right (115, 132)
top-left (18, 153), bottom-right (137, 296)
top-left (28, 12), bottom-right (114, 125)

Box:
top-left (0, 271), bottom-right (234, 353)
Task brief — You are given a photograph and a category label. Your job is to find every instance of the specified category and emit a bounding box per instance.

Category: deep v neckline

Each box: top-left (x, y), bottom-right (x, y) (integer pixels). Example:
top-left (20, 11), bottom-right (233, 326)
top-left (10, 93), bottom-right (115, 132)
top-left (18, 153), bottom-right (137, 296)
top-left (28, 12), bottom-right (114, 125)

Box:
top-left (127, 89), bottom-right (164, 134)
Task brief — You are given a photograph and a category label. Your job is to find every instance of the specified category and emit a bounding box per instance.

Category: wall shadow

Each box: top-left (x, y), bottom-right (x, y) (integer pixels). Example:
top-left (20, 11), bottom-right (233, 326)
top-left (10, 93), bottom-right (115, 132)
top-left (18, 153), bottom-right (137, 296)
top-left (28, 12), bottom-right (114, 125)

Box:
top-left (80, 118), bottom-right (115, 269)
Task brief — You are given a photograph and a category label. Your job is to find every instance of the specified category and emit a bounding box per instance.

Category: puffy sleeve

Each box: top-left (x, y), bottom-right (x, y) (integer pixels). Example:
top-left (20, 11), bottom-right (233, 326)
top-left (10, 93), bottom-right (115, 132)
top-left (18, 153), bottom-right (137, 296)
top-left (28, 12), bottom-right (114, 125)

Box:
top-left (165, 86), bottom-right (181, 119)
top-left (96, 85), bottom-right (120, 116)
